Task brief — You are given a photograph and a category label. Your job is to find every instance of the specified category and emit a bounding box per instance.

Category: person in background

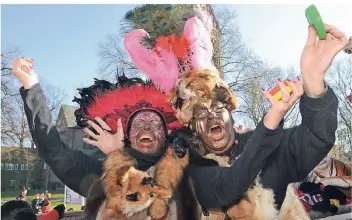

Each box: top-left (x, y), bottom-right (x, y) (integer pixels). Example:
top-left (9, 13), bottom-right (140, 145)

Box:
top-left (15, 187), bottom-right (27, 201)
top-left (30, 193), bottom-right (41, 214)
top-left (1, 200), bottom-right (66, 220)
top-left (39, 193), bottom-right (52, 214)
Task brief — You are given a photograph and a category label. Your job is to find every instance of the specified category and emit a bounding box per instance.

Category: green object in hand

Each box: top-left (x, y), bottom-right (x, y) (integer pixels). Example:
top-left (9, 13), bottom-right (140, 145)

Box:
top-left (305, 4), bottom-right (327, 39)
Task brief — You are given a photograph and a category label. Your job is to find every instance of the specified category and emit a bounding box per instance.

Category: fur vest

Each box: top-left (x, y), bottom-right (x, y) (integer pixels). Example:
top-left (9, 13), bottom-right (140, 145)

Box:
top-left (197, 154), bottom-right (279, 220)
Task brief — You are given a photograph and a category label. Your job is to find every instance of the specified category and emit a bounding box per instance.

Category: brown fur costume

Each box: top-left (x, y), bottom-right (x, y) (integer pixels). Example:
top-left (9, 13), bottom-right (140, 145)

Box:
top-left (202, 154), bottom-right (278, 220)
top-left (92, 146), bottom-right (189, 220)
top-left (168, 69), bottom-right (237, 127)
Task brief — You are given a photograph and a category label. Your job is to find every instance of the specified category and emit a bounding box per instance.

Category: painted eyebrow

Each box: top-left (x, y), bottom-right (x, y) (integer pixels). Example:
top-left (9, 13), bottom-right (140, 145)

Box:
top-left (133, 118), bottom-right (145, 123)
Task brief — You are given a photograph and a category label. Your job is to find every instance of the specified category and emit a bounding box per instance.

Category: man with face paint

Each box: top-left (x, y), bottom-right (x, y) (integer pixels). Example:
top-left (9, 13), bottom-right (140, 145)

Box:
top-left (191, 100), bottom-right (235, 155)
top-left (12, 57), bottom-right (201, 219)
top-left (168, 23), bottom-right (348, 217)
top-left (11, 57), bottom-right (179, 196)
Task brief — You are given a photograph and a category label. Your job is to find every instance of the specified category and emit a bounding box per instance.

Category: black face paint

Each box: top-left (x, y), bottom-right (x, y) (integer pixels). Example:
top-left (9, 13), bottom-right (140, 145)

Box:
top-left (192, 100), bottom-right (235, 154)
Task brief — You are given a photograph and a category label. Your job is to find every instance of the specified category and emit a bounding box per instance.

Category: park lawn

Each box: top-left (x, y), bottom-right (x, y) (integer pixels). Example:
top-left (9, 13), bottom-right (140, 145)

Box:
top-left (1, 189), bottom-right (83, 211)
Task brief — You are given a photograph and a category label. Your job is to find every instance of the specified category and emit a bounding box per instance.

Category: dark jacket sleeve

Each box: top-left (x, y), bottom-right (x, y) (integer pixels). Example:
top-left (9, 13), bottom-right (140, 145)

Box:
top-left (187, 119), bottom-right (284, 208)
top-left (283, 86), bottom-right (338, 180)
top-left (20, 83), bottom-right (102, 197)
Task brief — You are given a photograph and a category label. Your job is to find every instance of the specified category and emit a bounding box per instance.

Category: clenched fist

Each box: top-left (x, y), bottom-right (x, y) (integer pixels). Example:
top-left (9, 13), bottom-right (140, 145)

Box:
top-left (12, 57), bottom-right (38, 89)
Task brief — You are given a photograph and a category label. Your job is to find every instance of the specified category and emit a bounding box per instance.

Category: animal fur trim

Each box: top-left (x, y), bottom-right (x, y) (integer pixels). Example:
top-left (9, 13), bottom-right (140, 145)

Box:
top-left (93, 147), bottom-right (189, 219)
top-left (168, 69), bottom-right (237, 126)
top-left (202, 154), bottom-right (278, 220)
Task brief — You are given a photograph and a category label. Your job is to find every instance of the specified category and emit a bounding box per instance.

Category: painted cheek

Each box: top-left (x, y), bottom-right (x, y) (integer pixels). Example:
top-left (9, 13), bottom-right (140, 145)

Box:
top-left (199, 120), bottom-right (206, 133)
top-left (154, 129), bottom-right (165, 139)
top-left (195, 120), bottom-right (207, 135)
top-left (129, 126), bottom-right (140, 138)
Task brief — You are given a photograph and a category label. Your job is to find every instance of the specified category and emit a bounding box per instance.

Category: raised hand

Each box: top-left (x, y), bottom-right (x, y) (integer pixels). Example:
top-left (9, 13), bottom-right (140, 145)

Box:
top-left (300, 24), bottom-right (348, 96)
top-left (262, 78), bottom-right (304, 130)
top-left (12, 57), bottom-right (38, 89)
top-left (83, 117), bottom-right (124, 155)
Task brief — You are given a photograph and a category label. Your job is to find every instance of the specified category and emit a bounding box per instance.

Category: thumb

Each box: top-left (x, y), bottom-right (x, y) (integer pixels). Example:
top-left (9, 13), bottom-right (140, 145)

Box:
top-left (305, 25), bottom-right (317, 47)
top-left (116, 118), bottom-right (124, 139)
top-left (262, 89), bottom-right (278, 105)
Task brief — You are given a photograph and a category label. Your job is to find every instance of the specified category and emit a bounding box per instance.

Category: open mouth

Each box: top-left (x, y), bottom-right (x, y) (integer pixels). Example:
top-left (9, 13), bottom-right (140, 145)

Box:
top-left (138, 133), bottom-right (156, 148)
top-left (208, 124), bottom-right (224, 141)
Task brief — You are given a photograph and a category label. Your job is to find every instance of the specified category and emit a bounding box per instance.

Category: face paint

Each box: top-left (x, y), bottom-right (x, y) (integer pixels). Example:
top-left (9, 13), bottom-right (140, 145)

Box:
top-left (192, 100), bottom-right (235, 154)
top-left (129, 111), bottom-right (166, 154)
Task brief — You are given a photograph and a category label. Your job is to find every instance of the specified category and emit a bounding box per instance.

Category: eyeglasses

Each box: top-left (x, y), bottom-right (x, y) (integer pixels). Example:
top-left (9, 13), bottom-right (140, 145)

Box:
top-left (193, 106), bottom-right (226, 120)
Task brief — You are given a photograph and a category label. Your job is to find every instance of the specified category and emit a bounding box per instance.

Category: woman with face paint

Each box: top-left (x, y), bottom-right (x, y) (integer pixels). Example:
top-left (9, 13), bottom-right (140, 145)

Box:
top-left (167, 23), bottom-right (347, 218)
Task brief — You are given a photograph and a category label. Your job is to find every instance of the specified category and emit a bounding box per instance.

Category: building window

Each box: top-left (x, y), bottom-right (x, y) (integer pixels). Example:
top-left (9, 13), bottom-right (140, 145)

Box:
top-left (5, 164), bottom-right (9, 170)
top-left (30, 164), bottom-right (34, 170)
top-left (9, 180), bottom-right (16, 186)
top-left (44, 163), bottom-right (46, 169)
top-left (25, 164), bottom-right (28, 170)
top-left (20, 164), bottom-right (24, 170)
top-left (9, 164), bottom-right (14, 170)
top-left (15, 164), bottom-right (18, 170)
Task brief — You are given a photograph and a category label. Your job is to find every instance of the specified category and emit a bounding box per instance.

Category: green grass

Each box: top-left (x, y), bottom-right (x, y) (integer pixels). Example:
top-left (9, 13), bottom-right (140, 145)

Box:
top-left (1, 189), bottom-right (83, 211)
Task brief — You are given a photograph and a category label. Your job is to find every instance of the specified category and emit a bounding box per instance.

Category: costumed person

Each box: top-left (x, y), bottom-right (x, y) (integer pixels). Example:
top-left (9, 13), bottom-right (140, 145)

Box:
top-left (12, 56), bottom-right (202, 219)
top-left (74, 75), bottom-right (191, 219)
top-left (1, 200), bottom-right (65, 220)
top-left (165, 20), bottom-right (347, 219)
top-left (10, 58), bottom-right (183, 219)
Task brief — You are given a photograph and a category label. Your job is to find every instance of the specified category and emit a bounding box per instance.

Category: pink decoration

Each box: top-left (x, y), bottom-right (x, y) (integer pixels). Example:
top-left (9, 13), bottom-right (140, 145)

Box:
top-left (124, 16), bottom-right (217, 94)
top-left (124, 29), bottom-right (179, 94)
top-left (183, 16), bottom-right (214, 71)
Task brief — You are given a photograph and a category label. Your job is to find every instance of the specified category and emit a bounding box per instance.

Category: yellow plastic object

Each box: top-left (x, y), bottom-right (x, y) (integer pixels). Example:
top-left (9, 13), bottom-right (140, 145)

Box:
top-left (272, 86), bottom-right (293, 101)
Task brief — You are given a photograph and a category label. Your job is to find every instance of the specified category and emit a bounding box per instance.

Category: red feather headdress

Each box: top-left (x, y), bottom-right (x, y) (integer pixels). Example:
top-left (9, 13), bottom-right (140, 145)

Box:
top-left (73, 76), bottom-right (180, 137)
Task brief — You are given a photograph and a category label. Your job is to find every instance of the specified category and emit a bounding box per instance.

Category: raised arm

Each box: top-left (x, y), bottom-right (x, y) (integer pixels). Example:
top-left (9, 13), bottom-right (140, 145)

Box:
top-left (13, 57), bottom-right (102, 197)
top-left (284, 85), bottom-right (338, 179)
top-left (283, 24), bottom-right (347, 179)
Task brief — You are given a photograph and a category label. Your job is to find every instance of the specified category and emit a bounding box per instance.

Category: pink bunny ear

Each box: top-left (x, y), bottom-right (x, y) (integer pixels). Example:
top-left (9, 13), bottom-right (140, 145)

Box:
top-left (124, 29), bottom-right (179, 94)
top-left (183, 16), bottom-right (215, 72)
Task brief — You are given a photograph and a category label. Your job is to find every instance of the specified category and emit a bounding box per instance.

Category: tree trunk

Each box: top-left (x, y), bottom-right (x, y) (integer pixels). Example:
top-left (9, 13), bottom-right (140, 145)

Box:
top-left (45, 166), bottom-right (49, 190)
top-left (19, 105), bottom-right (26, 148)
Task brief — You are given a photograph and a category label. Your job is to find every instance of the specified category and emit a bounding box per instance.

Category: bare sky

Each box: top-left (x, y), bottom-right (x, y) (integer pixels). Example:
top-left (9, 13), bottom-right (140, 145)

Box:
top-left (2, 4), bottom-right (351, 106)
top-left (235, 4), bottom-right (352, 69)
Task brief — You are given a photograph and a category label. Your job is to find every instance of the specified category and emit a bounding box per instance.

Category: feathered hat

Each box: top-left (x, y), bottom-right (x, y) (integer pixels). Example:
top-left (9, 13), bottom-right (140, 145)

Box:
top-left (124, 14), bottom-right (237, 127)
top-left (168, 69), bottom-right (237, 127)
top-left (73, 75), bottom-right (180, 138)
